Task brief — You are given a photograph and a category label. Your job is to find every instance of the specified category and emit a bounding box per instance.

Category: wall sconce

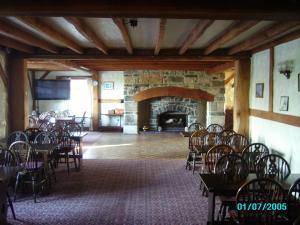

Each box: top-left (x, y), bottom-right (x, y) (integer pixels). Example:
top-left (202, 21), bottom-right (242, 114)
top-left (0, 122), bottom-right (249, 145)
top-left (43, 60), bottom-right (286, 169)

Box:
top-left (277, 60), bottom-right (294, 79)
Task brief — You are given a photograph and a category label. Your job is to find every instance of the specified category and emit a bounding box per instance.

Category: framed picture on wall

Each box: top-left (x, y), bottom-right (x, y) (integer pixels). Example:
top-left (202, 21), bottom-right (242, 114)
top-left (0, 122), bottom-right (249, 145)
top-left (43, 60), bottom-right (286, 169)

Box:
top-left (103, 81), bottom-right (114, 90)
top-left (279, 96), bottom-right (289, 111)
top-left (255, 83), bottom-right (264, 98)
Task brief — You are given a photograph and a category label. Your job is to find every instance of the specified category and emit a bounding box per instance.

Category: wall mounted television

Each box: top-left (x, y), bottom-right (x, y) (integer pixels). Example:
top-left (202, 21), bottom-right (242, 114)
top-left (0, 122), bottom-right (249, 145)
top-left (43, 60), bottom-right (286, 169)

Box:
top-left (34, 80), bottom-right (70, 100)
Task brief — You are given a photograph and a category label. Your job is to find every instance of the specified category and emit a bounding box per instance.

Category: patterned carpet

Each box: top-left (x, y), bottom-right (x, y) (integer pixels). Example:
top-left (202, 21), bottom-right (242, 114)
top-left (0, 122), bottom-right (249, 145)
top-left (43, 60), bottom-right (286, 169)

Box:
top-left (8, 159), bottom-right (214, 225)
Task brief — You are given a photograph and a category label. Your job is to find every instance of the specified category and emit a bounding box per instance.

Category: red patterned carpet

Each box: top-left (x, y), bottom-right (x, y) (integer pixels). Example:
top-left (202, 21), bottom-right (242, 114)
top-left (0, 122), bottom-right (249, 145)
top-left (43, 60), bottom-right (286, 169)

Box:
top-left (8, 159), bottom-right (213, 225)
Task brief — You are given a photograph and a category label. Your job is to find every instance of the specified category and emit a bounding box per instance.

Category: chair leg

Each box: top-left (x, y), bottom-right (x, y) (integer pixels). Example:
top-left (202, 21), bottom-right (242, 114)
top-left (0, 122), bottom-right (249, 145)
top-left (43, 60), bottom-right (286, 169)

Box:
top-left (32, 175), bottom-right (37, 203)
top-left (6, 192), bottom-right (16, 220)
top-left (66, 152), bottom-right (70, 175)
top-left (14, 173), bottom-right (20, 202)
top-left (72, 149), bottom-right (78, 171)
top-left (49, 160), bottom-right (56, 182)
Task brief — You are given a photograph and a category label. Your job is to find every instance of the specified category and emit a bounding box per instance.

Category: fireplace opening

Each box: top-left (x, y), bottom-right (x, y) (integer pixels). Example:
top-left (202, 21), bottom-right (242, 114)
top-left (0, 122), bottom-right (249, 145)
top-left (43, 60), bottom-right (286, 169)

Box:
top-left (158, 111), bottom-right (187, 132)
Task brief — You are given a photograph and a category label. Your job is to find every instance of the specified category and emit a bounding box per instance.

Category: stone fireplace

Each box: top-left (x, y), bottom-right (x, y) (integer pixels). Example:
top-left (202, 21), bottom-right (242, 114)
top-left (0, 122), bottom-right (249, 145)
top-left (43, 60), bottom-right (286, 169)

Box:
top-left (123, 70), bottom-right (225, 134)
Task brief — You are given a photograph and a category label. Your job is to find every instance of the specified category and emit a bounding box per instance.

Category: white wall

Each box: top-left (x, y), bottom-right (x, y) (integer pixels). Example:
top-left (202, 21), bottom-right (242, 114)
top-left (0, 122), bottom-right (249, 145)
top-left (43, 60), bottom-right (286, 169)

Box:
top-left (249, 38), bottom-right (300, 173)
top-left (99, 71), bottom-right (124, 127)
top-left (0, 51), bottom-right (8, 140)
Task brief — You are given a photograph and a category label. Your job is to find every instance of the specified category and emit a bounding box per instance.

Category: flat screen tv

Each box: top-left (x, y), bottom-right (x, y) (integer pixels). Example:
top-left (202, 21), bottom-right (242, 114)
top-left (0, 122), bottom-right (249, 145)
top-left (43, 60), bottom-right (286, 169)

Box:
top-left (34, 80), bottom-right (70, 100)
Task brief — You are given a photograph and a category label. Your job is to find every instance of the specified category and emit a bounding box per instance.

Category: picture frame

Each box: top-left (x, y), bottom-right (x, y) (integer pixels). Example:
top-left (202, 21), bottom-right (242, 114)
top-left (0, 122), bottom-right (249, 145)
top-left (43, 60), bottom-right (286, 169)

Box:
top-left (255, 83), bottom-right (264, 98)
top-left (103, 81), bottom-right (114, 90)
top-left (279, 96), bottom-right (289, 111)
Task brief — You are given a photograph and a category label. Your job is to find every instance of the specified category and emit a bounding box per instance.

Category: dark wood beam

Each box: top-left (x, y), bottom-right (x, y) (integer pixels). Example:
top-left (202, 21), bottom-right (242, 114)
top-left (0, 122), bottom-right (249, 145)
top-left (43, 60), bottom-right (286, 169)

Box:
top-left (207, 61), bottom-right (235, 74)
top-left (0, 61), bottom-right (8, 89)
top-left (204, 20), bottom-right (258, 55)
top-left (179, 19), bottom-right (213, 55)
top-left (24, 49), bottom-right (238, 61)
top-left (0, 1), bottom-right (300, 20)
top-left (92, 72), bottom-right (99, 131)
top-left (228, 22), bottom-right (300, 55)
top-left (0, 34), bottom-right (35, 53)
top-left (40, 71), bottom-right (51, 79)
top-left (154, 19), bottom-right (167, 55)
top-left (49, 60), bottom-right (92, 74)
top-left (269, 47), bottom-right (274, 112)
top-left (224, 73), bottom-right (235, 84)
top-left (17, 17), bottom-right (83, 54)
top-left (0, 18), bottom-right (58, 53)
top-left (252, 28), bottom-right (300, 53)
top-left (64, 17), bottom-right (108, 54)
top-left (112, 18), bottom-right (133, 54)
top-left (27, 60), bottom-right (73, 71)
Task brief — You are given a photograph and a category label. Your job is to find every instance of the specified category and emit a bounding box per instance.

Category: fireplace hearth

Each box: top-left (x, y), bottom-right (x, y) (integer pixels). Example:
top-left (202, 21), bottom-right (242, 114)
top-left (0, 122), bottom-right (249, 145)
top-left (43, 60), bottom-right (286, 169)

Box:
top-left (158, 111), bottom-right (187, 132)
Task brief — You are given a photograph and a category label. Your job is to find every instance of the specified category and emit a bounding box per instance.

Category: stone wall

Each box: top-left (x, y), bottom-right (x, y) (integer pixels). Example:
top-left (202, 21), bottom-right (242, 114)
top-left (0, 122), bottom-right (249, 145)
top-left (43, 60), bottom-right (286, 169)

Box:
top-left (0, 51), bottom-right (8, 140)
top-left (124, 70), bottom-right (225, 134)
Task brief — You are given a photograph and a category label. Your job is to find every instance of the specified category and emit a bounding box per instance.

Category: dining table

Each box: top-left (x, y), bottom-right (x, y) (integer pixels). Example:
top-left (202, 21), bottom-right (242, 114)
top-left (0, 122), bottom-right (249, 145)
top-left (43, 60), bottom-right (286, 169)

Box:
top-left (199, 173), bottom-right (300, 225)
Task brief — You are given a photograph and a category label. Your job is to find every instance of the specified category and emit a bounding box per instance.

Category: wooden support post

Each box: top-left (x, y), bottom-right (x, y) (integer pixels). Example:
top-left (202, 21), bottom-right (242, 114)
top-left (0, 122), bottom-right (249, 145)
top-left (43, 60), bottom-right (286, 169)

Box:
top-left (8, 56), bottom-right (29, 131)
top-left (233, 58), bottom-right (250, 136)
top-left (31, 71), bottom-right (36, 111)
top-left (269, 47), bottom-right (274, 112)
top-left (92, 72), bottom-right (99, 131)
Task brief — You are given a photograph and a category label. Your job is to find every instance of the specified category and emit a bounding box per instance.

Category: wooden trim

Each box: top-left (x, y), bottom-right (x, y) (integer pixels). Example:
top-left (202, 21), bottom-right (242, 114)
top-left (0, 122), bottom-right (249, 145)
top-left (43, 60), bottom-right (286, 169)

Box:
top-left (154, 18), bottom-right (167, 55)
top-left (204, 20), bottom-right (258, 55)
top-left (0, 18), bottom-right (58, 53)
top-left (98, 99), bottom-right (123, 103)
top-left (1, 1), bottom-right (300, 20)
top-left (269, 47), bottom-right (274, 112)
top-left (0, 61), bottom-right (8, 89)
top-left (224, 73), bottom-right (234, 85)
top-left (133, 86), bottom-right (214, 102)
top-left (27, 71), bottom-right (33, 97)
top-left (252, 28), bottom-right (300, 53)
top-left (0, 34), bottom-right (35, 53)
top-left (112, 18), bottom-right (133, 54)
top-left (250, 109), bottom-right (300, 128)
top-left (207, 61), bottom-right (234, 74)
top-left (40, 71), bottom-right (51, 79)
top-left (179, 19), bottom-right (213, 55)
top-left (65, 17), bottom-right (108, 54)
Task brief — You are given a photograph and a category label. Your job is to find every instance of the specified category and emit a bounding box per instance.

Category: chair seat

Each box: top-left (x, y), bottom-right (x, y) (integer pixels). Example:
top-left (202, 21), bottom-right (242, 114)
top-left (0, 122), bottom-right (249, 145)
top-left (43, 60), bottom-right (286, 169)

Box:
top-left (21, 161), bottom-right (44, 170)
top-left (56, 145), bottom-right (75, 153)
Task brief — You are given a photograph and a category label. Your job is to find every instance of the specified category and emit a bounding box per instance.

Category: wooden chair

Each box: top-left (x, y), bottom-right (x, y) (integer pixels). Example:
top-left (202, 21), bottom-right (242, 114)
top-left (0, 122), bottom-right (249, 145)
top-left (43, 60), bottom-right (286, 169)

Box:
top-left (24, 127), bottom-right (42, 144)
top-left (288, 178), bottom-right (300, 224)
top-left (65, 123), bottom-right (82, 167)
top-left (186, 129), bottom-right (208, 173)
top-left (241, 143), bottom-right (269, 173)
top-left (256, 154), bottom-right (291, 182)
top-left (225, 134), bottom-right (249, 153)
top-left (9, 141), bottom-right (46, 203)
top-left (188, 122), bottom-right (205, 132)
top-left (214, 153), bottom-right (249, 221)
top-left (7, 131), bottom-right (29, 148)
top-left (205, 144), bottom-right (234, 173)
top-left (235, 178), bottom-right (286, 225)
top-left (0, 146), bottom-right (17, 220)
top-left (218, 129), bottom-right (236, 144)
top-left (202, 132), bottom-right (222, 153)
top-left (206, 124), bottom-right (223, 133)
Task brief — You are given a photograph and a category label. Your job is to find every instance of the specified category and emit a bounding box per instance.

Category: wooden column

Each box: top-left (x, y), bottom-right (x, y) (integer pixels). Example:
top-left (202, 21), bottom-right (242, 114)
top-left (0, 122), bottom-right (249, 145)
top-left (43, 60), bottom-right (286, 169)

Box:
top-left (233, 58), bottom-right (250, 136)
top-left (8, 56), bottom-right (29, 132)
top-left (269, 47), bottom-right (274, 112)
top-left (92, 72), bottom-right (99, 131)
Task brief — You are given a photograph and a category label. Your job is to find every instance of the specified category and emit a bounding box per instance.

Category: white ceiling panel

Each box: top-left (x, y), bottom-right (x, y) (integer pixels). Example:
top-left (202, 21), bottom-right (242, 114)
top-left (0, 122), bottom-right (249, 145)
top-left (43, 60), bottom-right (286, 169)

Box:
top-left (6, 17), bottom-right (65, 47)
top-left (45, 17), bottom-right (94, 47)
top-left (222, 21), bottom-right (275, 48)
top-left (161, 19), bottom-right (199, 48)
top-left (126, 18), bottom-right (160, 48)
top-left (85, 18), bottom-right (124, 48)
top-left (192, 20), bottom-right (234, 48)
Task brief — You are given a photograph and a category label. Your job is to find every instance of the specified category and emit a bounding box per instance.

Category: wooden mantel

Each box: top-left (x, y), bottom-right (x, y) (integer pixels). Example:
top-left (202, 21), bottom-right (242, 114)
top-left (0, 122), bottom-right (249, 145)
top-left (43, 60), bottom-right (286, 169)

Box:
top-left (133, 86), bottom-right (214, 102)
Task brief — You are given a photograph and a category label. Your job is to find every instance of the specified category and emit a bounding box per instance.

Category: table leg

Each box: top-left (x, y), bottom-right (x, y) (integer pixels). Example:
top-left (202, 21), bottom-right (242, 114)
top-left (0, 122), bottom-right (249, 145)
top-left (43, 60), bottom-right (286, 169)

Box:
top-left (207, 191), bottom-right (215, 224)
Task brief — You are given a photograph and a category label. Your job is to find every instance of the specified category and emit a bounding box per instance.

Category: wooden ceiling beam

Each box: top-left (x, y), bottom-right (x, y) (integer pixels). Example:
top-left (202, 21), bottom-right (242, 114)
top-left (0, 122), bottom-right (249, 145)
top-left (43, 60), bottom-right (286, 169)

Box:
top-left (0, 1), bottom-right (299, 20)
top-left (204, 20), bottom-right (259, 55)
top-left (252, 28), bottom-right (300, 53)
top-left (0, 34), bottom-right (35, 53)
top-left (228, 22), bottom-right (300, 55)
top-left (65, 17), bottom-right (108, 54)
top-left (17, 16), bottom-right (83, 54)
top-left (40, 71), bottom-right (51, 79)
top-left (154, 18), bottom-right (167, 55)
top-left (0, 19), bottom-right (58, 53)
top-left (179, 19), bottom-right (213, 55)
top-left (49, 60), bottom-right (93, 74)
top-left (112, 18), bottom-right (133, 54)
top-left (27, 61), bottom-right (73, 71)
top-left (207, 61), bottom-right (235, 73)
